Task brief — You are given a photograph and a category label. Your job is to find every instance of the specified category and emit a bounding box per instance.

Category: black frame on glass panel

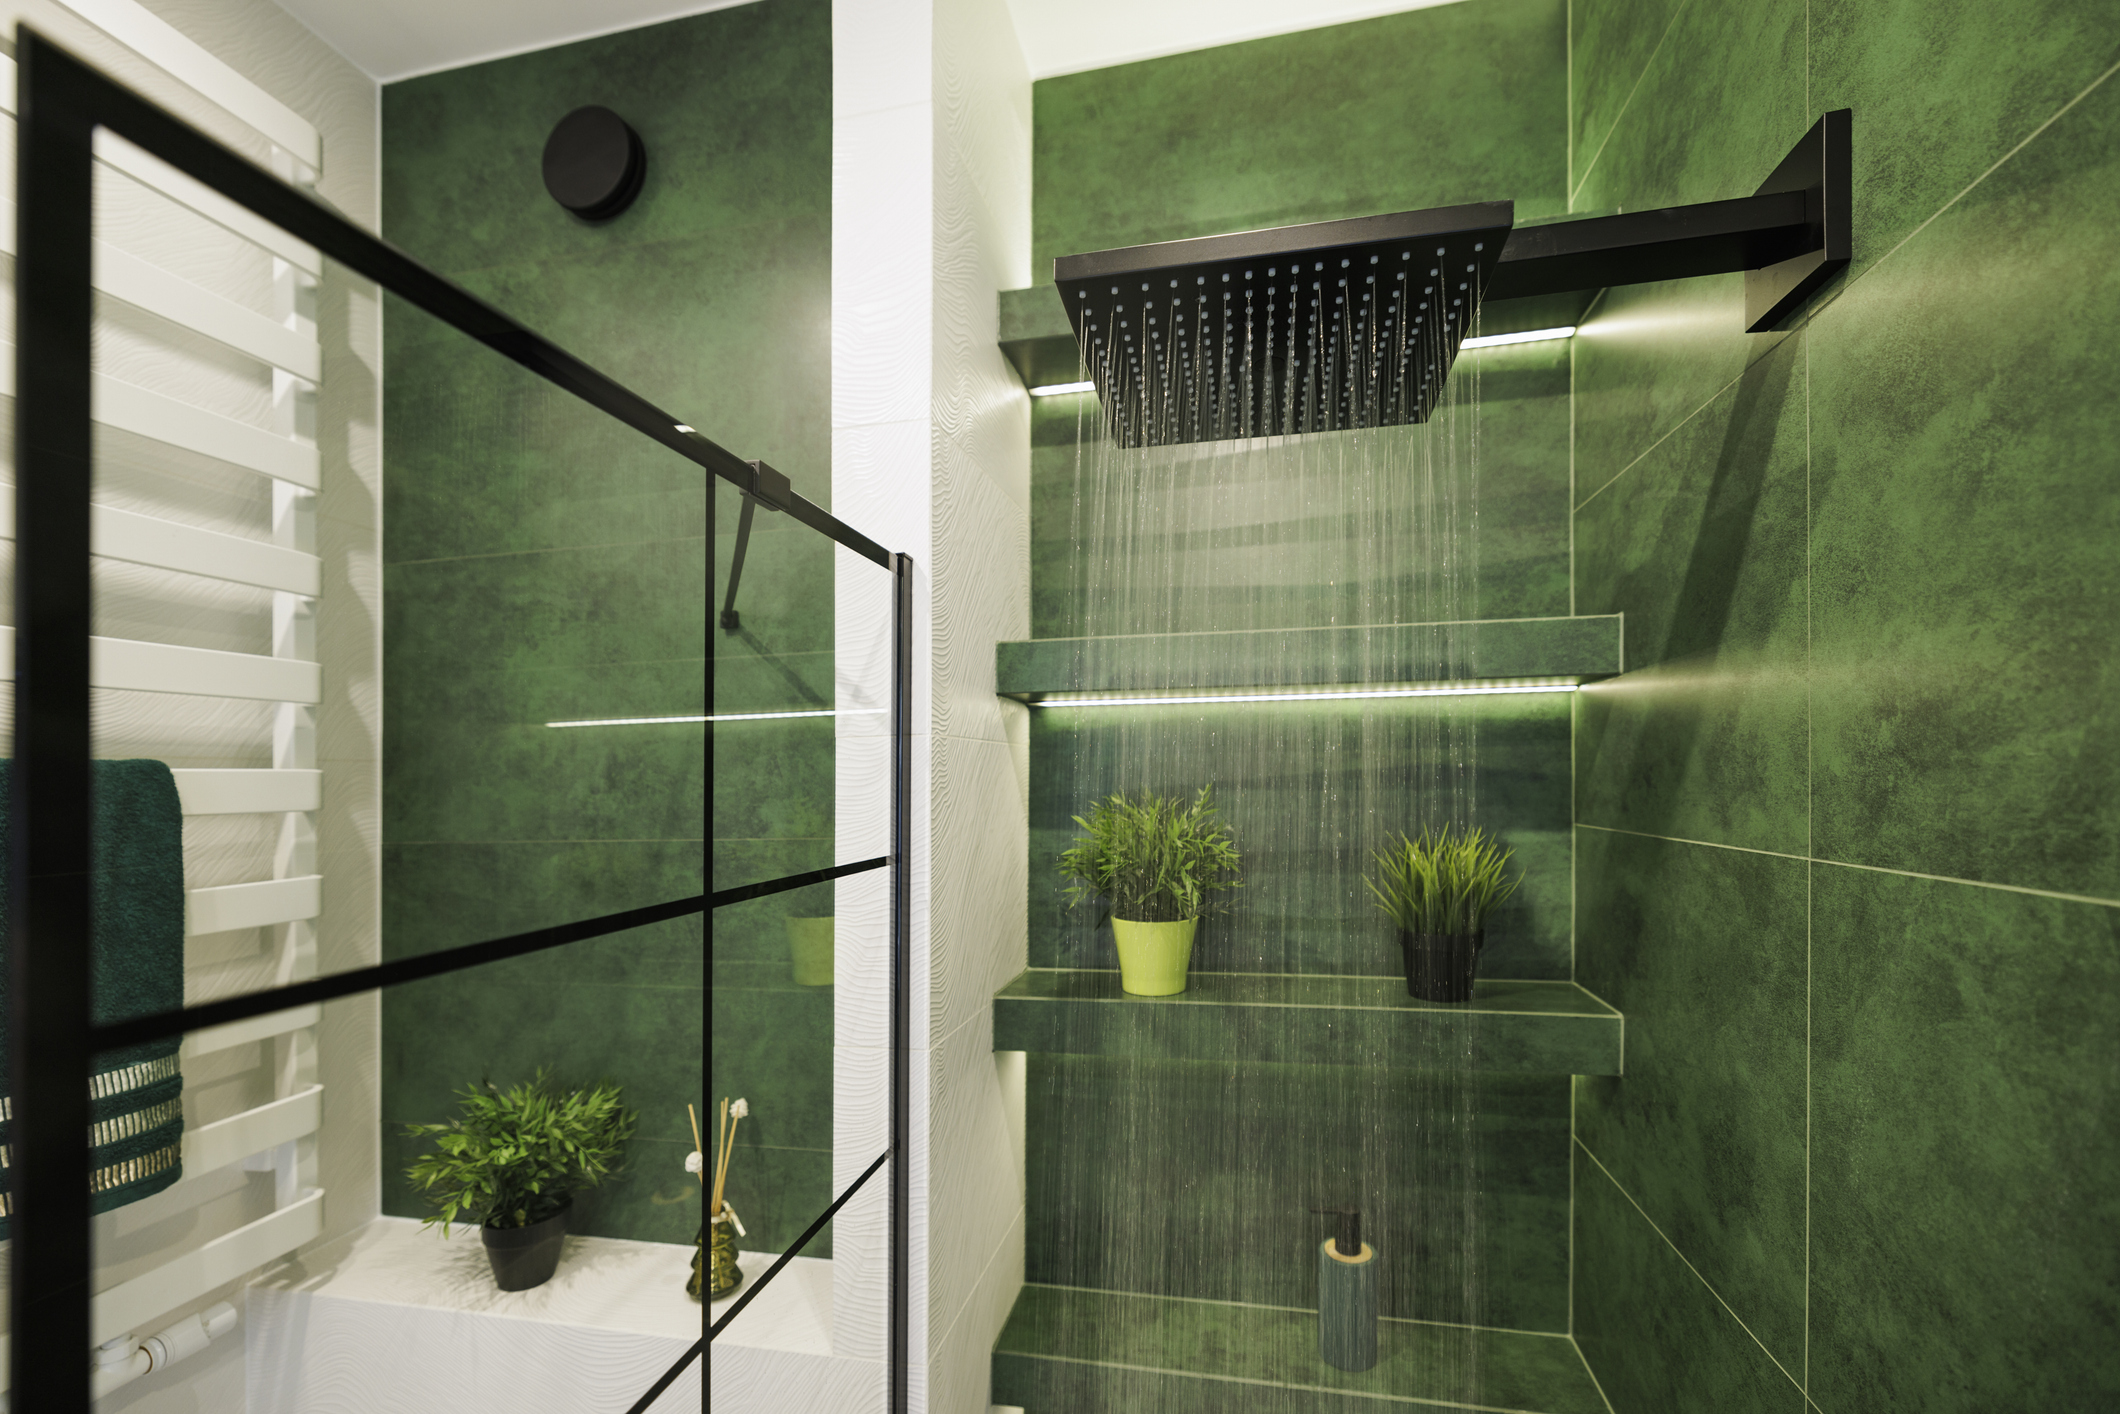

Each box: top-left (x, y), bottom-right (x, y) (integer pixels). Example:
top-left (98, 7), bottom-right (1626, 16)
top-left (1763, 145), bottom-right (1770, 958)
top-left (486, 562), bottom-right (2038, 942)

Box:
top-left (11, 27), bottom-right (911, 1413)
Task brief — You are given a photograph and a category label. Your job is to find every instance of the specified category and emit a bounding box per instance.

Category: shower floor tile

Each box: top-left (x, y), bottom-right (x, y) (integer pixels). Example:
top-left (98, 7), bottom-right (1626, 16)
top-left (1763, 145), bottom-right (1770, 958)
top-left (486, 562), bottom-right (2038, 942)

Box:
top-left (993, 1284), bottom-right (1608, 1413)
top-left (995, 970), bottom-right (1624, 1075)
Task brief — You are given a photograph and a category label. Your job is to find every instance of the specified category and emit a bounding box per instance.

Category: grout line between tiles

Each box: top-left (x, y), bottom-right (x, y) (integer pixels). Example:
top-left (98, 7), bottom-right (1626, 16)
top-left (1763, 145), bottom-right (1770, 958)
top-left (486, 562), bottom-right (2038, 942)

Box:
top-left (1803, 277), bottom-right (1815, 1403)
top-left (1570, 823), bottom-right (2120, 909)
top-left (1574, 1137), bottom-right (1806, 1398)
top-left (1572, 363), bottom-right (1751, 512)
top-left (1568, 0), bottom-right (1698, 208)
top-left (1569, 1333), bottom-right (1617, 1414)
top-left (927, 1203), bottom-right (1023, 1362)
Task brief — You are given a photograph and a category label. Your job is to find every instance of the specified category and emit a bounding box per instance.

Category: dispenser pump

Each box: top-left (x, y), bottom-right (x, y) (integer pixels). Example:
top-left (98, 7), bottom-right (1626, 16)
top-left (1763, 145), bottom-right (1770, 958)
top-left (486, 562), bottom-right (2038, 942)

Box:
top-left (1311, 1206), bottom-right (1362, 1257)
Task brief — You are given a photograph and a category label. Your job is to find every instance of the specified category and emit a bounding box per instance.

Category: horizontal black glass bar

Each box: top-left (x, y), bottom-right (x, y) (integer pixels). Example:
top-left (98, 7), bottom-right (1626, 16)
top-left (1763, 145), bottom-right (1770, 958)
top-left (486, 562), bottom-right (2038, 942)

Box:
top-left (712, 857), bottom-right (886, 909)
top-left (622, 1336), bottom-right (703, 1414)
top-left (710, 1147), bottom-right (890, 1340)
top-left (90, 893), bottom-right (704, 1051)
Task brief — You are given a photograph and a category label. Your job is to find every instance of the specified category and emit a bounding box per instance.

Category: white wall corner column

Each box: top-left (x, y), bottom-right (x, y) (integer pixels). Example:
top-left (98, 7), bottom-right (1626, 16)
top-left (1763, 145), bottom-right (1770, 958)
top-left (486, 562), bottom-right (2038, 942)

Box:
top-left (718, 3), bottom-right (1030, 1412)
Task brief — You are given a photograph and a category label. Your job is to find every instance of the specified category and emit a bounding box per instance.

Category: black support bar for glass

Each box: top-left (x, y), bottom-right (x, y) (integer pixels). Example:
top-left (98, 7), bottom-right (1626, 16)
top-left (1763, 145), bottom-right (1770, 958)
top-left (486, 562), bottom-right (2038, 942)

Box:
top-left (1486, 109), bottom-right (1851, 331)
top-left (90, 894), bottom-right (705, 1053)
top-left (712, 856), bottom-right (887, 909)
top-left (12, 30), bottom-right (99, 1413)
top-left (720, 494), bottom-right (757, 632)
top-left (710, 1146), bottom-right (891, 1341)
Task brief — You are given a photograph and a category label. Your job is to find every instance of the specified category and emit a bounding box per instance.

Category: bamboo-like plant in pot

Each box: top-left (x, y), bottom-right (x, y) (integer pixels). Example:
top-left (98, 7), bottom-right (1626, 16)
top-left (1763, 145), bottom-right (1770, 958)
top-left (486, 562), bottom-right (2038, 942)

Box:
top-left (1367, 825), bottom-right (1521, 1003)
top-left (1057, 787), bottom-right (1242, 996)
top-left (403, 1071), bottom-right (637, 1291)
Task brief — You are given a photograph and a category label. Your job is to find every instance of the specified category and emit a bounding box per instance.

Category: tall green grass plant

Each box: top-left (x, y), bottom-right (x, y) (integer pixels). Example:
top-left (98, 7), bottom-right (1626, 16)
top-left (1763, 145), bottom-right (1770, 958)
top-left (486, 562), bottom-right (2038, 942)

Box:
top-left (1057, 787), bottom-right (1243, 924)
top-left (1366, 825), bottom-right (1521, 935)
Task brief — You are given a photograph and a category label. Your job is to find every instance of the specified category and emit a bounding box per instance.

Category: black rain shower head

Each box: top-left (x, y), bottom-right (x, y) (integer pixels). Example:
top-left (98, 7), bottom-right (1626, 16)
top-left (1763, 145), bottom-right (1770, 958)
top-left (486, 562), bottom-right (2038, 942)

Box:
top-left (1046, 108), bottom-right (1851, 450)
top-left (1054, 201), bottom-right (1514, 449)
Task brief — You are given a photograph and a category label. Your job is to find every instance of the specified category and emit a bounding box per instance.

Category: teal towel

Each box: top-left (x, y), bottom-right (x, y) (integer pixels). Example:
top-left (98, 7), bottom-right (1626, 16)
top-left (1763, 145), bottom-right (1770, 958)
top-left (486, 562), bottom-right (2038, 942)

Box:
top-left (0, 759), bottom-right (186, 1234)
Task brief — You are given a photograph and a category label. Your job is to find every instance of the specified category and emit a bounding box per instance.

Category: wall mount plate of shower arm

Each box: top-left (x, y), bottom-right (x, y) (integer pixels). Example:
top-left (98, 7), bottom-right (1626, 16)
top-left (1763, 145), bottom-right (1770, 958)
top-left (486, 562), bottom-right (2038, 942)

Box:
top-left (1488, 109), bottom-right (1851, 330)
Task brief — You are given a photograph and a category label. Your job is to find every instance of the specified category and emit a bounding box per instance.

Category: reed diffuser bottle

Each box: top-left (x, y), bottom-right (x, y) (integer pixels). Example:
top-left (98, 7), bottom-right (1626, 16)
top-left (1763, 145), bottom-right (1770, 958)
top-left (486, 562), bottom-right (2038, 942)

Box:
top-left (1311, 1206), bottom-right (1378, 1372)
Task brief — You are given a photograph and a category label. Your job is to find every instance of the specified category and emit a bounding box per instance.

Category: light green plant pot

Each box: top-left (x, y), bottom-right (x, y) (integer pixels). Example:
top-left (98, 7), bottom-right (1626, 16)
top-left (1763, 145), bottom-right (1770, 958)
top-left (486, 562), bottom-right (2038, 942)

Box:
top-left (786, 917), bottom-right (834, 986)
top-left (1111, 917), bottom-right (1197, 996)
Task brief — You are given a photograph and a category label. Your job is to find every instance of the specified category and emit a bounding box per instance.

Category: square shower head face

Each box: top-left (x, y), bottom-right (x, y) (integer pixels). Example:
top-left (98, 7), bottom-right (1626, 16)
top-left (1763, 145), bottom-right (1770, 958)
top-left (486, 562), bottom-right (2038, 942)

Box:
top-left (1054, 202), bottom-right (1514, 449)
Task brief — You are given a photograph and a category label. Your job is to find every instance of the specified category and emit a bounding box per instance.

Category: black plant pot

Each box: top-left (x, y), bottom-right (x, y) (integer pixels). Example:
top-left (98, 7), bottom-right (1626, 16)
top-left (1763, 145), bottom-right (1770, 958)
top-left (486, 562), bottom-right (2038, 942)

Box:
top-left (1399, 931), bottom-right (1483, 1003)
top-left (482, 1197), bottom-right (572, 1291)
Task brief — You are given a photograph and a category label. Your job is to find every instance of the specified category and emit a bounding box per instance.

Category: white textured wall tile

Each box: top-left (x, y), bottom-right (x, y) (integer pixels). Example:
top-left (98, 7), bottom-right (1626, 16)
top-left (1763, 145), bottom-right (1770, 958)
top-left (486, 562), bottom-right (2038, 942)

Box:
top-left (923, 1009), bottom-right (1023, 1337)
top-left (710, 1347), bottom-right (886, 1413)
top-left (835, 1), bottom-right (1030, 1406)
top-left (926, 734), bottom-right (1030, 1045)
top-left (834, 0), bottom-right (934, 120)
top-left (834, 103), bottom-right (937, 433)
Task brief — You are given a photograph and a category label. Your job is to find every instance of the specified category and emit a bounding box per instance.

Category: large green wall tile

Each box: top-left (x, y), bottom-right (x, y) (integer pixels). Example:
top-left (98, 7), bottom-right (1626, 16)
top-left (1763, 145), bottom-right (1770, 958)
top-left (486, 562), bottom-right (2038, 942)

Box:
top-left (1032, 0), bottom-right (1568, 279)
top-left (1570, 0), bottom-right (1808, 218)
top-left (1572, 1147), bottom-right (1799, 1411)
top-left (1807, 73), bottom-right (2120, 897)
top-left (1024, 1055), bottom-right (1571, 1332)
top-left (1572, 827), bottom-right (1807, 1372)
top-left (1808, 867), bottom-right (2120, 1410)
top-left (383, 4), bottom-right (828, 1244)
top-left (1811, 0), bottom-right (2120, 284)
top-left (1567, 0), bottom-right (1686, 198)
top-left (1573, 334), bottom-right (1809, 854)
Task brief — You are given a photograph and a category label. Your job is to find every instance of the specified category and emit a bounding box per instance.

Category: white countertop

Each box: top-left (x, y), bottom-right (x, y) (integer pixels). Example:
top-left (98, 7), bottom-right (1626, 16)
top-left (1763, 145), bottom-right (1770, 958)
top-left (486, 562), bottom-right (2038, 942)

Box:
top-left (709, 1249), bottom-right (834, 1354)
top-left (254, 1216), bottom-right (703, 1341)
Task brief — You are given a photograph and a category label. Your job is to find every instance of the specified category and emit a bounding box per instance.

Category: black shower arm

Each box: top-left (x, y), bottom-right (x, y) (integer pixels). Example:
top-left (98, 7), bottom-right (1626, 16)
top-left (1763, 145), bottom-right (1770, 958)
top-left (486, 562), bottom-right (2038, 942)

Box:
top-left (719, 460), bottom-right (794, 634)
top-left (1486, 109), bottom-right (1851, 331)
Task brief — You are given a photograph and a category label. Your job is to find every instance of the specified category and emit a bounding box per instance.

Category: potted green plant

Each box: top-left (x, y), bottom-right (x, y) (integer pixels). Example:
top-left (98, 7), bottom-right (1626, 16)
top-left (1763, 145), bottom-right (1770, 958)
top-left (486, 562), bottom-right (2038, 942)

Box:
top-left (403, 1070), bottom-right (637, 1291)
top-left (1057, 786), bottom-right (1242, 996)
top-left (1366, 825), bottom-right (1521, 1003)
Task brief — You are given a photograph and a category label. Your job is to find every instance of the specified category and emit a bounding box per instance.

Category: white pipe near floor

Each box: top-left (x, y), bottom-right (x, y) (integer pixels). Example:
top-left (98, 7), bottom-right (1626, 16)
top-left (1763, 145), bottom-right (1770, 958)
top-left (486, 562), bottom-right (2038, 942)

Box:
top-left (0, 1300), bottom-right (239, 1410)
top-left (91, 1301), bottom-right (241, 1400)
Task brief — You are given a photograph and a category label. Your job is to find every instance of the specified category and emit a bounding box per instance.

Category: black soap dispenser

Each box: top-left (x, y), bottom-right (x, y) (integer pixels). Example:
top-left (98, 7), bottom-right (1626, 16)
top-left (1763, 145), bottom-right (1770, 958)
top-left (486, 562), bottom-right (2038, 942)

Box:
top-left (1311, 1206), bottom-right (1378, 1372)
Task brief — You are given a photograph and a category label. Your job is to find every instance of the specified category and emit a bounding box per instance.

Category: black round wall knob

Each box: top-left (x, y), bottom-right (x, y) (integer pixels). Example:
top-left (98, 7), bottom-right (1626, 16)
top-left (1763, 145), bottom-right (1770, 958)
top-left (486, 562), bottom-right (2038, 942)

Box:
top-left (542, 106), bottom-right (646, 221)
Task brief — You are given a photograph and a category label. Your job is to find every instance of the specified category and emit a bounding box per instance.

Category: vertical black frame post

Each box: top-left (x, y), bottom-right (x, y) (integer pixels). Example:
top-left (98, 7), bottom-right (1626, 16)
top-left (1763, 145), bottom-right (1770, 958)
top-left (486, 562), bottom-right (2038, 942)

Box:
top-left (10, 35), bottom-right (98, 1413)
top-left (889, 551), bottom-right (913, 1414)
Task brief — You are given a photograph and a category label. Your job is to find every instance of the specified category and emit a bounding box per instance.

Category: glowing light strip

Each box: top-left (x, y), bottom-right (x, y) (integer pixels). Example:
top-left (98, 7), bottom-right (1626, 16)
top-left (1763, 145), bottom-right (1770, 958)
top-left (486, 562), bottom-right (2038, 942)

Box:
top-left (1030, 683), bottom-right (1579, 709)
top-left (547, 714), bottom-right (709, 727)
top-left (1459, 326), bottom-right (1577, 349)
top-left (1028, 380), bottom-right (1097, 397)
top-left (700, 708), bottom-right (891, 723)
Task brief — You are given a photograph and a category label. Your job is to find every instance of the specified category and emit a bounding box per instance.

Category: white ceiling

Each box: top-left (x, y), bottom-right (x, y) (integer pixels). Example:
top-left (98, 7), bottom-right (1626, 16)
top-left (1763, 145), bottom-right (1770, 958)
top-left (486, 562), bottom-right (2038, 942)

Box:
top-left (272, 0), bottom-right (1469, 85)
top-left (271, 0), bottom-right (758, 82)
top-left (1003, 0), bottom-right (1471, 79)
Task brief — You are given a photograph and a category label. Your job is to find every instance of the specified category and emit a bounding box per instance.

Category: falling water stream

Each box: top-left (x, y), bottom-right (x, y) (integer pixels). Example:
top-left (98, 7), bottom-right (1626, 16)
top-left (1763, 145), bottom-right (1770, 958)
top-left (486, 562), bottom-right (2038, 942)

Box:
top-left (1035, 282), bottom-right (1493, 1407)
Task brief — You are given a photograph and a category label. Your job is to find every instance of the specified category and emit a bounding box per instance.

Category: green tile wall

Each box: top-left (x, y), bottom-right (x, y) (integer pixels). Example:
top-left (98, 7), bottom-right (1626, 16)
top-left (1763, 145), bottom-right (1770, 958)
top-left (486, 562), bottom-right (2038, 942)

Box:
top-left (1570, 0), bottom-right (2120, 1408)
top-left (380, 1), bottom-right (831, 1247)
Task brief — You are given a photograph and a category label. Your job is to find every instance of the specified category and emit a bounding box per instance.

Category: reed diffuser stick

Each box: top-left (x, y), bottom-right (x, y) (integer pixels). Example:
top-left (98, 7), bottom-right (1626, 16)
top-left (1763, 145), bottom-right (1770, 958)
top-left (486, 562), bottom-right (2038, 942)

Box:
top-left (713, 1096), bottom-right (747, 1216)
top-left (713, 1098), bottom-right (730, 1215)
top-left (689, 1103), bottom-right (705, 1180)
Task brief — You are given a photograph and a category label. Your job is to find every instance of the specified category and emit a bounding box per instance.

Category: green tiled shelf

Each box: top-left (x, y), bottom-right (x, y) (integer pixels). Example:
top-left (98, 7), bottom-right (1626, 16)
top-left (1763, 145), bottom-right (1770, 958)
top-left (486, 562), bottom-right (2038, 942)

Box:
top-left (992, 1285), bottom-right (1610, 1414)
top-left (994, 970), bottom-right (1623, 1076)
top-left (995, 616), bottom-right (1623, 699)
